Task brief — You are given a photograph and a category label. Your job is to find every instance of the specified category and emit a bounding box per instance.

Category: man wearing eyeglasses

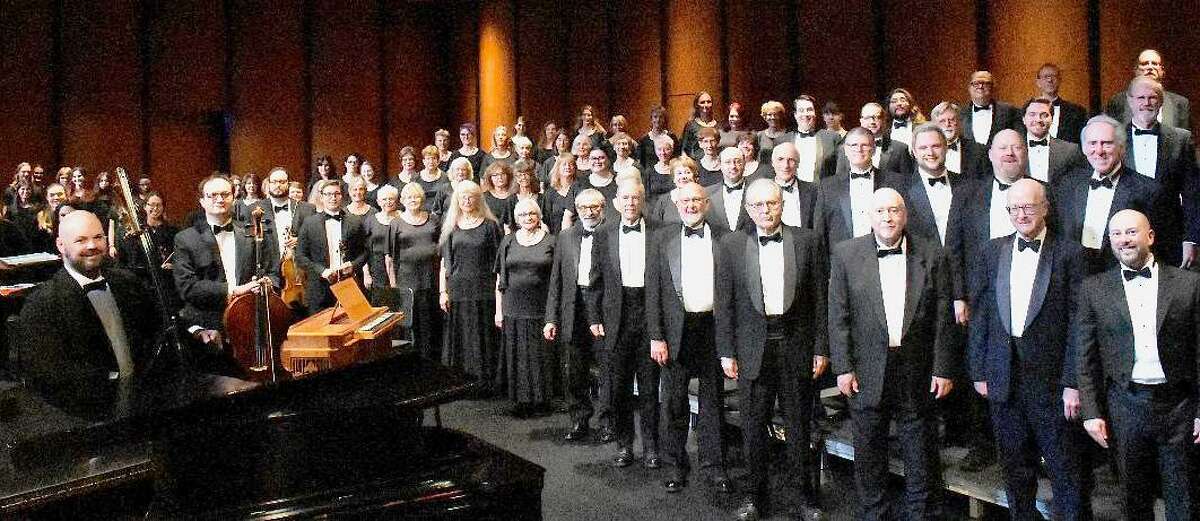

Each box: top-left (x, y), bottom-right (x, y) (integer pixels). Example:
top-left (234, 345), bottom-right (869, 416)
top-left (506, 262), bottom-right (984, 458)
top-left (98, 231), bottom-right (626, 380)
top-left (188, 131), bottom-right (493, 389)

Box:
top-left (174, 174), bottom-right (280, 371)
top-left (295, 179), bottom-right (367, 314)
top-left (814, 127), bottom-right (903, 251)
top-left (832, 103), bottom-right (913, 175)
top-left (1105, 49), bottom-right (1191, 130)
top-left (828, 187), bottom-right (956, 521)
top-left (960, 70), bottom-right (1024, 146)
top-left (968, 179), bottom-right (1089, 521)
top-left (716, 179), bottom-right (829, 521)
top-left (706, 147), bottom-right (753, 232)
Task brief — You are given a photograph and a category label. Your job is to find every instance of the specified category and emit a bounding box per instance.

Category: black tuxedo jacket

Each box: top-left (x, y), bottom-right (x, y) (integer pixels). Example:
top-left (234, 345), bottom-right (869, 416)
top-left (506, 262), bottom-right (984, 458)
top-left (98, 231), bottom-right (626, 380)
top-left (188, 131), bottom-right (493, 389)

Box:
top-left (1122, 123), bottom-right (1200, 247)
top-left (898, 170), bottom-right (977, 246)
top-left (828, 234), bottom-right (957, 407)
top-left (1075, 264), bottom-right (1200, 420)
top-left (960, 100), bottom-right (1025, 145)
top-left (713, 226), bottom-right (827, 381)
top-left (174, 219), bottom-right (282, 330)
top-left (1024, 135), bottom-right (1087, 185)
top-left (951, 138), bottom-right (991, 181)
top-left (783, 128), bottom-right (842, 179)
top-left (1050, 98), bottom-right (1089, 143)
top-left (969, 233), bottom-right (1084, 402)
top-left (294, 212), bottom-right (368, 312)
top-left (544, 224), bottom-right (596, 340)
top-left (251, 198), bottom-right (317, 239)
top-left (779, 178), bottom-right (819, 229)
top-left (585, 219), bottom-right (660, 349)
top-left (812, 168), bottom-right (901, 250)
top-left (17, 267), bottom-right (158, 396)
top-left (646, 222), bottom-right (728, 358)
top-left (1052, 168), bottom-right (1167, 269)
top-left (946, 176), bottom-right (1053, 299)
top-left (1107, 89), bottom-right (1191, 130)
top-left (834, 135), bottom-right (914, 176)
top-left (705, 183), bottom-right (754, 232)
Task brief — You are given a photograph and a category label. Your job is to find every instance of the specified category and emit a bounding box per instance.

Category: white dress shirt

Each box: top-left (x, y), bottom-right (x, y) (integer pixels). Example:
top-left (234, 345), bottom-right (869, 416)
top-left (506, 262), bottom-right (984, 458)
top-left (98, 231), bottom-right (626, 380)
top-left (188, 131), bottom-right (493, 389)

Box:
top-left (324, 213), bottom-right (344, 268)
top-left (208, 217), bottom-right (239, 292)
top-left (877, 238), bottom-right (907, 347)
top-left (577, 229), bottom-right (595, 287)
top-left (65, 264), bottom-right (134, 379)
top-left (1081, 172), bottom-right (1118, 250)
top-left (722, 183), bottom-right (745, 231)
top-left (795, 134), bottom-right (819, 182)
top-left (919, 169), bottom-right (953, 244)
top-left (1026, 135), bottom-right (1051, 183)
top-left (850, 169), bottom-right (875, 238)
top-left (971, 104), bottom-right (993, 144)
top-left (890, 120), bottom-right (913, 147)
top-left (871, 144), bottom-right (883, 169)
top-left (1122, 257), bottom-right (1166, 384)
top-left (1130, 124), bottom-right (1159, 178)
top-left (989, 180), bottom-right (1017, 239)
top-left (680, 224), bottom-right (715, 312)
top-left (777, 179), bottom-right (803, 227)
top-left (945, 140), bottom-right (962, 175)
top-left (1049, 102), bottom-right (1062, 138)
top-left (758, 231), bottom-right (785, 315)
top-left (1009, 228), bottom-right (1047, 337)
top-left (618, 219), bottom-right (646, 288)
top-left (269, 198), bottom-right (293, 254)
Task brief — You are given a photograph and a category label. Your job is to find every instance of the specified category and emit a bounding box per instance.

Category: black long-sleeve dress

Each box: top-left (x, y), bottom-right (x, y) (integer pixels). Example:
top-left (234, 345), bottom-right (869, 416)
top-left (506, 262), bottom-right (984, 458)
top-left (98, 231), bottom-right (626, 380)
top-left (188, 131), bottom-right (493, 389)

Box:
top-left (391, 213), bottom-right (442, 359)
top-left (441, 219), bottom-right (502, 389)
top-left (496, 231), bottom-right (555, 406)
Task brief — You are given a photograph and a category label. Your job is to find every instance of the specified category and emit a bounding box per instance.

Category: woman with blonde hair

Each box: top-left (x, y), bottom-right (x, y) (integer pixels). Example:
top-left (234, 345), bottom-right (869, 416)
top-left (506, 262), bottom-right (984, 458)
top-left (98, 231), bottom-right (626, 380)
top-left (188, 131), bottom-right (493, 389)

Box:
top-left (438, 180), bottom-right (503, 392)
top-left (345, 176), bottom-right (375, 217)
top-left (543, 153), bottom-right (579, 234)
top-left (480, 161), bottom-right (516, 231)
top-left (390, 182), bottom-right (442, 359)
top-left (679, 90), bottom-right (717, 159)
top-left (481, 125), bottom-right (515, 173)
top-left (648, 156), bottom-right (699, 225)
top-left (363, 184), bottom-right (400, 288)
top-left (433, 128), bottom-right (453, 170)
top-left (576, 105), bottom-right (606, 151)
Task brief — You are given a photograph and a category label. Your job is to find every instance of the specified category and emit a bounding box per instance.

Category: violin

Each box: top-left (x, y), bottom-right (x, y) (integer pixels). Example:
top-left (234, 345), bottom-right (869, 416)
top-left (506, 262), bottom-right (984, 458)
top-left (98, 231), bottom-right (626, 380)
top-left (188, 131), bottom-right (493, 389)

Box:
top-left (279, 224), bottom-right (305, 308)
top-left (222, 206), bottom-right (293, 383)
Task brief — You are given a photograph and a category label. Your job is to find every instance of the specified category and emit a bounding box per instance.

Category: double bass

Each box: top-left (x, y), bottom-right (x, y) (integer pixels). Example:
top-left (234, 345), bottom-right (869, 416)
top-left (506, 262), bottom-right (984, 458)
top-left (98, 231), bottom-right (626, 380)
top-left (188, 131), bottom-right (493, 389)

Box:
top-left (223, 206), bottom-right (293, 383)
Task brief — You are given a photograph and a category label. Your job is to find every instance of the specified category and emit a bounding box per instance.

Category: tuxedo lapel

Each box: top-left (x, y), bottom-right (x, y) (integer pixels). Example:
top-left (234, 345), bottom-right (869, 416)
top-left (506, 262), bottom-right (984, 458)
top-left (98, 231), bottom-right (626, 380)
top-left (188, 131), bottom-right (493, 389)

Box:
top-left (1025, 236), bottom-right (1054, 331)
top-left (667, 229), bottom-right (683, 300)
top-left (1156, 266), bottom-right (1173, 333)
top-left (781, 228), bottom-right (797, 311)
top-left (996, 237), bottom-right (1014, 335)
top-left (744, 234), bottom-right (765, 315)
top-left (901, 239), bottom-right (926, 336)
top-left (906, 174), bottom-right (934, 228)
top-left (1156, 130), bottom-right (1172, 180)
top-left (860, 240), bottom-right (888, 332)
top-left (608, 227), bottom-right (623, 287)
top-left (837, 182), bottom-right (853, 234)
top-left (235, 225), bottom-right (255, 283)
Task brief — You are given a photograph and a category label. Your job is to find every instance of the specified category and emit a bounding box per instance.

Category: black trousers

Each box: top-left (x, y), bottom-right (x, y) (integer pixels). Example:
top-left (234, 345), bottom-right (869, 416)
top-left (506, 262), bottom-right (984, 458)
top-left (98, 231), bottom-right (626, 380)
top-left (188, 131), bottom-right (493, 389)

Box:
top-left (609, 287), bottom-right (659, 451)
top-left (562, 287), bottom-right (609, 425)
top-left (660, 312), bottom-right (725, 476)
top-left (850, 350), bottom-right (941, 521)
top-left (739, 337), bottom-right (816, 502)
top-left (1108, 381), bottom-right (1198, 521)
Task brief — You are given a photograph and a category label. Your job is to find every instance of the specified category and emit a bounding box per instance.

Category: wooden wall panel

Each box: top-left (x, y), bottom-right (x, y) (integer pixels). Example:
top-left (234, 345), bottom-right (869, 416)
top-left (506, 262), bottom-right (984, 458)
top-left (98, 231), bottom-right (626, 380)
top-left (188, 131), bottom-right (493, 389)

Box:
top-left (448, 3), bottom-right (479, 133)
top-left (989, 0), bottom-right (1088, 110)
top-left (665, 0), bottom-right (722, 136)
top-left (883, 1), bottom-right (977, 114)
top-left (383, 0), bottom-right (446, 159)
top-left (478, 0), bottom-right (516, 148)
top-left (795, 0), bottom-right (876, 121)
top-left (608, 0), bottom-right (662, 134)
top-left (514, 0), bottom-right (568, 138)
top-left (59, 1), bottom-right (143, 175)
top-left (309, 0), bottom-right (384, 172)
top-left (145, 0), bottom-right (226, 218)
top-left (726, 0), bottom-right (792, 120)
top-left (1099, 0), bottom-right (1200, 130)
top-left (0, 1), bottom-right (54, 170)
top-left (564, 1), bottom-right (611, 129)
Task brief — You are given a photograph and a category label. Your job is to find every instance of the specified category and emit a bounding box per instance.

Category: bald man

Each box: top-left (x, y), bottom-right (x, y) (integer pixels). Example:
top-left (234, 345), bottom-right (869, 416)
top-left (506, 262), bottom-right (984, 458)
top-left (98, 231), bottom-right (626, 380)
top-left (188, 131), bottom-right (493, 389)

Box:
top-left (961, 70), bottom-right (1025, 146)
top-left (769, 142), bottom-right (819, 228)
top-left (17, 210), bottom-right (158, 399)
top-left (828, 188), bottom-right (956, 521)
top-left (1105, 49), bottom-right (1191, 130)
top-left (969, 179), bottom-right (1089, 521)
top-left (1075, 209), bottom-right (1200, 520)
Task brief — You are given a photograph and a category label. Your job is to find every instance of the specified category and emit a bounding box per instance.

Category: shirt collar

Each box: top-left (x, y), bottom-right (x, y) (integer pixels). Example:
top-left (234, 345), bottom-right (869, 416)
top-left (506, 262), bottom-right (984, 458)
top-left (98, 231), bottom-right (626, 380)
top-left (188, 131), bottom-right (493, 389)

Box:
top-left (1121, 254), bottom-right (1158, 279)
top-left (1015, 227), bottom-right (1048, 247)
top-left (64, 262), bottom-right (104, 288)
top-left (874, 235), bottom-right (906, 253)
top-left (205, 216), bottom-right (233, 228)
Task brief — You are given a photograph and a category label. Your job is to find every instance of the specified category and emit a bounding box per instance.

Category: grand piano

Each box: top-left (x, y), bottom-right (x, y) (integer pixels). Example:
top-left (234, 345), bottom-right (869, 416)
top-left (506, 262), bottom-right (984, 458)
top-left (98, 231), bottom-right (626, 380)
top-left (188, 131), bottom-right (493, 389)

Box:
top-left (0, 347), bottom-right (545, 519)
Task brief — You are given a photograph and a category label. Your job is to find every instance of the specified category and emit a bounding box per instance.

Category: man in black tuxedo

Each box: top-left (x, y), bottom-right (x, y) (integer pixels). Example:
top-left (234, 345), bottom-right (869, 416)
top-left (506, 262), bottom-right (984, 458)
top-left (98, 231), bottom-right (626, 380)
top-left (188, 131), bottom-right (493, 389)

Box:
top-left (930, 101), bottom-right (990, 180)
top-left (768, 142), bottom-right (818, 228)
top-left (969, 179), bottom-right (1090, 521)
top-left (705, 147), bottom-right (753, 232)
top-left (787, 94), bottom-right (841, 182)
top-left (961, 70), bottom-right (1024, 146)
top-left (829, 187), bottom-right (956, 521)
top-left (587, 180), bottom-right (661, 469)
top-left (1106, 49), bottom-right (1191, 131)
top-left (886, 88), bottom-right (921, 147)
top-left (1033, 63), bottom-right (1088, 144)
top-left (18, 210), bottom-right (158, 402)
top-left (1076, 209), bottom-right (1200, 520)
top-left (545, 188), bottom-right (610, 442)
top-left (716, 179), bottom-right (828, 521)
top-left (647, 182), bottom-right (731, 494)
top-left (1053, 116), bottom-right (1167, 275)
top-left (901, 123), bottom-right (978, 248)
top-left (1122, 76), bottom-right (1199, 269)
top-left (254, 167), bottom-right (317, 267)
top-left (294, 180), bottom-right (367, 314)
top-left (948, 129), bottom-right (1032, 283)
top-left (1022, 98), bottom-right (1086, 186)
top-left (815, 127), bottom-right (902, 250)
top-left (835, 103), bottom-right (913, 175)
top-left (174, 175), bottom-right (280, 366)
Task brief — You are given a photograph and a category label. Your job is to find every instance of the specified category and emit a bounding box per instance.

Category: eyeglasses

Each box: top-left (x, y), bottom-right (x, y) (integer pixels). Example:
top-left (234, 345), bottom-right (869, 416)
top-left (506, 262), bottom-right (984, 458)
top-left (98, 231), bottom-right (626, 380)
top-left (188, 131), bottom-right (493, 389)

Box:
top-left (874, 207), bottom-right (904, 216)
top-left (746, 200), bottom-right (782, 211)
top-left (205, 191), bottom-right (233, 199)
top-left (970, 81), bottom-right (994, 88)
top-left (1006, 204), bottom-right (1043, 216)
top-left (576, 204), bottom-right (603, 212)
top-left (321, 191), bottom-right (343, 198)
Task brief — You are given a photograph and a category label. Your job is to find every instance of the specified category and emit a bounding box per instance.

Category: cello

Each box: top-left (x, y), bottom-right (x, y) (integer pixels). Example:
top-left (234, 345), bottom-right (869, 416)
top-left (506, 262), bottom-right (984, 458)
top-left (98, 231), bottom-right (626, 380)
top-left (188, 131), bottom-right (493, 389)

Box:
top-left (223, 206), bottom-right (293, 383)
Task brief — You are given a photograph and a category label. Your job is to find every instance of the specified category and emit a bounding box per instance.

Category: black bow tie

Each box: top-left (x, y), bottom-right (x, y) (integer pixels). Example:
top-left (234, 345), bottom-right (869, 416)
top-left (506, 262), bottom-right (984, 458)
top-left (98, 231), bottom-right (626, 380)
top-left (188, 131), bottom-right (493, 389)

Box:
top-left (758, 233), bottom-right (782, 246)
top-left (211, 222), bottom-right (234, 235)
top-left (873, 138), bottom-right (883, 146)
top-left (972, 104), bottom-right (990, 112)
top-left (1133, 127), bottom-right (1159, 136)
top-left (926, 176), bottom-right (948, 187)
top-left (877, 246), bottom-right (903, 257)
top-left (947, 141), bottom-right (959, 151)
top-left (1017, 238), bottom-right (1041, 252)
top-left (274, 204), bottom-right (289, 213)
top-left (81, 280), bottom-right (108, 293)
top-left (1028, 139), bottom-right (1048, 147)
top-left (893, 120), bottom-right (908, 129)
top-left (850, 171), bottom-right (872, 180)
top-left (683, 226), bottom-right (705, 238)
top-left (621, 224), bottom-right (641, 234)
top-left (724, 183), bottom-right (743, 193)
top-left (795, 130), bottom-right (815, 139)
top-left (1123, 266), bottom-right (1152, 281)
top-left (325, 213), bottom-right (343, 221)
top-left (580, 228), bottom-right (594, 238)
top-left (996, 181), bottom-right (1012, 191)
top-left (778, 182), bottom-right (795, 193)
top-left (1089, 176), bottom-right (1114, 190)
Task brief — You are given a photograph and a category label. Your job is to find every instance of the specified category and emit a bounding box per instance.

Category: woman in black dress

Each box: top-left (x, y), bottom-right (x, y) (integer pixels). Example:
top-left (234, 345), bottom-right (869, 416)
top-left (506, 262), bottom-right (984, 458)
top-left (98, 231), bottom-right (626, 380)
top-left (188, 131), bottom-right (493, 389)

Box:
top-left (361, 160), bottom-right (386, 210)
top-left (642, 134), bottom-right (677, 208)
top-left (543, 153), bottom-right (578, 234)
top-left (363, 184), bottom-right (399, 289)
top-left (535, 121), bottom-right (560, 165)
top-left (394, 146), bottom-right (420, 187)
top-left (306, 155), bottom-right (339, 206)
top-left (679, 90), bottom-right (717, 160)
top-left (438, 180), bottom-right (502, 390)
top-left (571, 134), bottom-right (594, 178)
top-left (433, 157), bottom-right (474, 217)
top-left (757, 100), bottom-right (790, 159)
top-left (345, 177), bottom-right (375, 218)
top-left (537, 129), bottom-right (571, 185)
top-left (580, 147), bottom-right (617, 204)
top-left (648, 156), bottom-right (699, 225)
top-left (609, 132), bottom-right (638, 174)
top-left (8, 182), bottom-right (39, 245)
top-left (416, 145), bottom-right (451, 213)
top-left (737, 131), bottom-right (773, 180)
top-left (575, 105), bottom-right (606, 151)
top-left (450, 123), bottom-right (486, 175)
top-left (510, 160), bottom-right (544, 229)
top-left (391, 183), bottom-right (442, 360)
top-left (637, 106), bottom-right (679, 169)
top-left (31, 183), bottom-right (66, 252)
top-left (495, 197), bottom-right (556, 416)
top-left (120, 192), bottom-right (181, 312)
top-left (719, 101), bottom-right (750, 149)
top-left (434, 129), bottom-right (453, 171)
top-left (480, 125), bottom-right (515, 173)
top-left (695, 126), bottom-right (723, 187)
top-left (480, 162), bottom-right (515, 232)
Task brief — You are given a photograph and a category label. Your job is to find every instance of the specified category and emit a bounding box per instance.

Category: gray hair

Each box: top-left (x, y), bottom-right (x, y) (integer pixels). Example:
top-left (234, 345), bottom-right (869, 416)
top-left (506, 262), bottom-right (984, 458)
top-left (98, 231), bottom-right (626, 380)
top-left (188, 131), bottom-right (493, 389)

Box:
top-left (1081, 114), bottom-right (1127, 150)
